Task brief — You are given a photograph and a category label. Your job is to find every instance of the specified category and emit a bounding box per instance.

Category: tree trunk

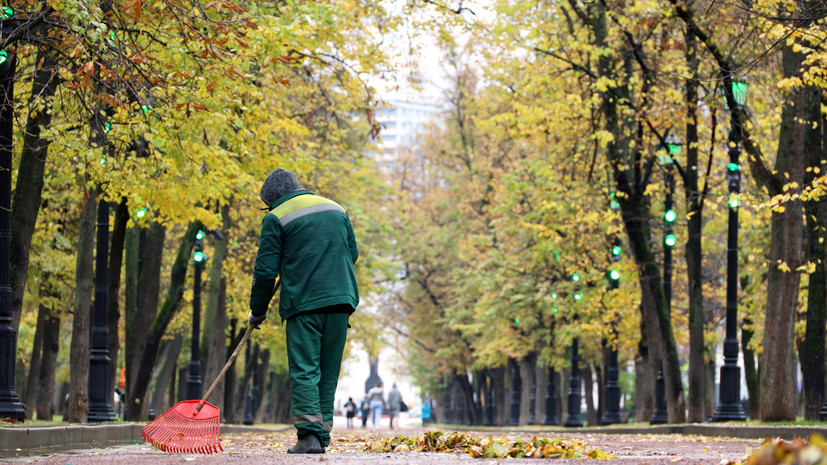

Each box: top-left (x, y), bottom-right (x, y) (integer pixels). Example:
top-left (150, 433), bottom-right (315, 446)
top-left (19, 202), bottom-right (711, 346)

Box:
top-left (759, 44), bottom-right (808, 422)
top-left (236, 342), bottom-right (259, 420)
top-left (125, 221), bottom-right (164, 409)
top-left (622, 203), bottom-right (685, 422)
top-left (455, 371), bottom-right (477, 425)
top-left (23, 302), bottom-right (46, 419)
top-left (271, 371), bottom-right (291, 424)
top-left (223, 319), bottom-right (242, 424)
top-left (684, 25), bottom-right (706, 424)
top-left (201, 278), bottom-right (228, 411)
top-left (254, 348), bottom-right (271, 424)
top-left (519, 353), bottom-right (535, 425)
top-left (107, 198), bottom-right (129, 397)
top-left (10, 49), bottom-right (59, 332)
top-left (493, 364), bottom-right (506, 425)
top-left (535, 364), bottom-right (547, 425)
top-left (592, 0), bottom-right (684, 418)
top-left (801, 91), bottom-right (827, 420)
top-left (36, 312), bottom-right (60, 421)
top-left (150, 334), bottom-right (182, 415)
top-left (66, 190), bottom-right (97, 423)
top-left (201, 207), bottom-right (231, 412)
top-left (635, 320), bottom-right (654, 422)
top-left (200, 205), bottom-right (230, 370)
top-left (583, 364), bottom-right (597, 426)
top-left (124, 221), bottom-right (199, 420)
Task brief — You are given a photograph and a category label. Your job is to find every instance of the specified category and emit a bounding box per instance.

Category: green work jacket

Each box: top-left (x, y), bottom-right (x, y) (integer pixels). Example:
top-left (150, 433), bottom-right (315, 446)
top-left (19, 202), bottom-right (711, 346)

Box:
top-left (249, 190), bottom-right (359, 321)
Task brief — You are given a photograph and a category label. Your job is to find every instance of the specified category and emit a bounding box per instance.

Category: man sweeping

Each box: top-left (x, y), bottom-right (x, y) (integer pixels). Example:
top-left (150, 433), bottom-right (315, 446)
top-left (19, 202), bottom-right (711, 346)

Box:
top-left (248, 168), bottom-right (359, 454)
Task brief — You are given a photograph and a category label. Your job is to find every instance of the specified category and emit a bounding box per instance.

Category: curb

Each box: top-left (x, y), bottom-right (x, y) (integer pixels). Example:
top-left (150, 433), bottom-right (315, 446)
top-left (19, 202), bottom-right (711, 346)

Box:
top-left (455, 424), bottom-right (827, 441)
top-left (0, 423), bottom-right (288, 457)
top-left (0, 423), bottom-right (142, 452)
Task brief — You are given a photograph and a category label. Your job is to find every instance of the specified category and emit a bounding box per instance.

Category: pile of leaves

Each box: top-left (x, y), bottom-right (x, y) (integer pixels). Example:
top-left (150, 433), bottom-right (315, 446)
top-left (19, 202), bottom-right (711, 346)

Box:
top-left (364, 430), bottom-right (614, 459)
top-left (739, 435), bottom-right (827, 465)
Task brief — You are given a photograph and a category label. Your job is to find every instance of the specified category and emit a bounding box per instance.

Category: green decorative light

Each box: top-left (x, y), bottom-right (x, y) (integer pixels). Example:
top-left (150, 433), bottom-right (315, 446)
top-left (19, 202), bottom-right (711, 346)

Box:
top-left (100, 155), bottom-right (106, 165)
top-left (609, 192), bottom-right (620, 211)
top-left (196, 230), bottom-right (205, 240)
top-left (665, 234), bottom-right (677, 248)
top-left (103, 122), bottom-right (111, 134)
top-left (727, 162), bottom-right (739, 172)
top-left (612, 245), bottom-right (622, 257)
top-left (572, 273), bottom-right (580, 282)
top-left (732, 80), bottom-right (748, 107)
top-left (514, 317), bottom-right (520, 324)
top-left (667, 142), bottom-right (682, 156)
top-left (136, 207), bottom-right (146, 218)
top-left (664, 209), bottom-right (677, 223)
top-left (193, 251), bottom-right (206, 263)
top-left (729, 195), bottom-right (740, 209)
top-left (574, 293), bottom-right (583, 301)
top-left (1, 6), bottom-right (13, 19)
top-left (553, 307), bottom-right (558, 313)
top-left (609, 269), bottom-right (620, 281)
top-left (0, 50), bottom-right (8, 66)
top-left (551, 293), bottom-right (558, 299)
top-left (141, 104), bottom-right (153, 114)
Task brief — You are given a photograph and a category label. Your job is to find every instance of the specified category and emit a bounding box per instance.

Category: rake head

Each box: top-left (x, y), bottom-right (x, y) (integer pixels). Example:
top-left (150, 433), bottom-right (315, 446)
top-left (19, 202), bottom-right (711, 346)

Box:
top-left (142, 400), bottom-right (223, 454)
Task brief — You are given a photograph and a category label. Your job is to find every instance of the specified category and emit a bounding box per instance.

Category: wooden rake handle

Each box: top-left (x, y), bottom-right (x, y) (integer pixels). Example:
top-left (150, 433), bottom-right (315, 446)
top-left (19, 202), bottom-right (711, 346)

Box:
top-left (196, 277), bottom-right (280, 412)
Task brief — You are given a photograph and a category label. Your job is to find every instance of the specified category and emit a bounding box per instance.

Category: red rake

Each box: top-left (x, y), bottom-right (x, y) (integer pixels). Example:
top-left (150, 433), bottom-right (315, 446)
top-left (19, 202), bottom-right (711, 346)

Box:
top-left (142, 323), bottom-right (256, 454)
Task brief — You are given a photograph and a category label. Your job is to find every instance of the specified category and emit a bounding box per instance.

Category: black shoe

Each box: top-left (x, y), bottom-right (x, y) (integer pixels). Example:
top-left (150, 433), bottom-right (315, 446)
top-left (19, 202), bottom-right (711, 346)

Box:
top-left (287, 435), bottom-right (324, 454)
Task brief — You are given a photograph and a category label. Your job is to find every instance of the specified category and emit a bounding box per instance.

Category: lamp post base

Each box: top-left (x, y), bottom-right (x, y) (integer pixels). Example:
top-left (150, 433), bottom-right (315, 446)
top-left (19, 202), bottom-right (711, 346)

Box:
top-left (650, 365), bottom-right (668, 424)
top-left (0, 397), bottom-right (24, 422)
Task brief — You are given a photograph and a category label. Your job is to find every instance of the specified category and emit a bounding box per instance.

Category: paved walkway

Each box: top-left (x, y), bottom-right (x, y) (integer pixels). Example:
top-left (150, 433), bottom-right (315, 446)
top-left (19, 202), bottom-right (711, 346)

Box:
top-left (0, 415), bottom-right (788, 465)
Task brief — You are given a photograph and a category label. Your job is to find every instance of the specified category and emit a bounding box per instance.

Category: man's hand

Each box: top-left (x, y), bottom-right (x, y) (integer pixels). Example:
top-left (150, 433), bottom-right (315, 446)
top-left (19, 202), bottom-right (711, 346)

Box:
top-left (248, 311), bottom-right (266, 329)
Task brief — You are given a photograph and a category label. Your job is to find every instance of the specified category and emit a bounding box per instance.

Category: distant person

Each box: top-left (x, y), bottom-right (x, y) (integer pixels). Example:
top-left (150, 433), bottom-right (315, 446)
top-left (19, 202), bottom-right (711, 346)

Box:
top-left (421, 397), bottom-right (432, 426)
top-left (247, 169), bottom-right (360, 454)
top-left (367, 382), bottom-right (385, 429)
top-left (344, 397), bottom-right (357, 429)
top-left (386, 383), bottom-right (402, 430)
top-left (360, 395), bottom-right (370, 428)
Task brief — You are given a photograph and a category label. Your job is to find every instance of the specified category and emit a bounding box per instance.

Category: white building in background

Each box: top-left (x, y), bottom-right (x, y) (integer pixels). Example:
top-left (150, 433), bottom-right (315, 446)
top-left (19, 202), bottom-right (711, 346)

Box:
top-left (372, 99), bottom-right (439, 171)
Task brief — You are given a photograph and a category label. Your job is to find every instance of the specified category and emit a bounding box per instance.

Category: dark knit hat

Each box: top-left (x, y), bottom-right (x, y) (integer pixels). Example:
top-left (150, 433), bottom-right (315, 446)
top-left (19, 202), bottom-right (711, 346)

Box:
top-left (260, 169), bottom-right (303, 207)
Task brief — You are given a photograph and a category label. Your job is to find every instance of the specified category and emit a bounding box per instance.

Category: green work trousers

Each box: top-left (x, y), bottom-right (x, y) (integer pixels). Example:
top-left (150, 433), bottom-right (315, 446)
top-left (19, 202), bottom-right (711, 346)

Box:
top-left (286, 312), bottom-right (349, 447)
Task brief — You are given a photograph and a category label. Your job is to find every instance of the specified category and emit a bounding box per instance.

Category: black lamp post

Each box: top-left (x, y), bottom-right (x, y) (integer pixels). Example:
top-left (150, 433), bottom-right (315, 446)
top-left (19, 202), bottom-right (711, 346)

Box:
top-left (713, 79), bottom-right (748, 422)
top-left (543, 293), bottom-right (560, 425)
top-left (506, 357), bottom-right (521, 426)
top-left (563, 335), bottom-right (581, 427)
top-left (602, 240), bottom-right (622, 424)
top-left (186, 230), bottom-right (206, 400)
top-left (0, 29), bottom-right (23, 421)
top-left (484, 373), bottom-right (494, 425)
top-left (87, 199), bottom-right (116, 421)
top-left (542, 368), bottom-right (559, 425)
top-left (650, 361), bottom-right (668, 423)
top-left (564, 273), bottom-right (582, 427)
top-left (651, 135), bottom-right (681, 425)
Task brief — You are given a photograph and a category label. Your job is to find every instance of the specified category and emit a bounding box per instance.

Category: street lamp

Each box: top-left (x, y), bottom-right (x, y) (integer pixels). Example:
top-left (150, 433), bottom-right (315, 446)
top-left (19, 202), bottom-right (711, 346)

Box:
top-left (713, 78), bottom-right (748, 422)
top-left (651, 134), bottom-right (682, 425)
top-left (187, 230), bottom-right (207, 400)
top-left (0, 18), bottom-right (24, 420)
top-left (506, 357), bottom-right (521, 426)
top-left (87, 199), bottom-right (116, 421)
top-left (564, 273), bottom-right (582, 427)
top-left (543, 292), bottom-right (560, 426)
top-left (602, 261), bottom-right (622, 424)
